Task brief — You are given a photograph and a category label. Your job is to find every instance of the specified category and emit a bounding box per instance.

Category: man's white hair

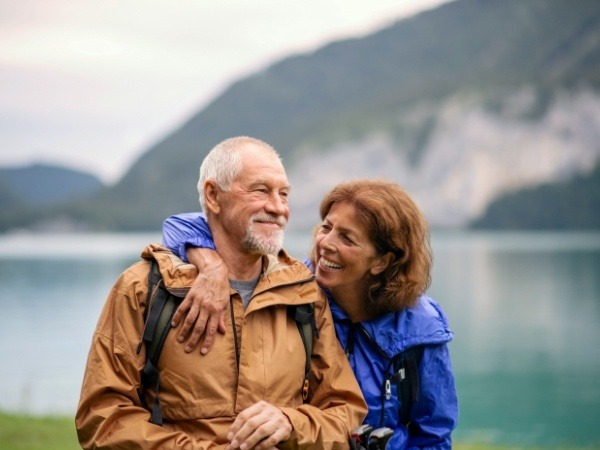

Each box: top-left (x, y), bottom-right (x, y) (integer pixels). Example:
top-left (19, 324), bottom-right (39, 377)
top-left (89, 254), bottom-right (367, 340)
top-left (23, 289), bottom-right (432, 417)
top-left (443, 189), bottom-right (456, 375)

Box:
top-left (197, 136), bottom-right (281, 211)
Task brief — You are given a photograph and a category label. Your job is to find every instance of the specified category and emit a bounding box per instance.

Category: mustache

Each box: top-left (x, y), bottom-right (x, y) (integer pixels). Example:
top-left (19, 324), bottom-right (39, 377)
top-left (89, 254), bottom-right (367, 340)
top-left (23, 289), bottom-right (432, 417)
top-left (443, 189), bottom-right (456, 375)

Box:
top-left (251, 213), bottom-right (287, 228)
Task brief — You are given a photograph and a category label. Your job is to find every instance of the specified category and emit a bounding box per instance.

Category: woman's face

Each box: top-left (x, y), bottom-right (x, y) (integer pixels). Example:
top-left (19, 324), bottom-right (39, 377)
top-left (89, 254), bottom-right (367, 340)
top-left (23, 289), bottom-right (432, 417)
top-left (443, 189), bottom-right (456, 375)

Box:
top-left (314, 202), bottom-right (389, 300)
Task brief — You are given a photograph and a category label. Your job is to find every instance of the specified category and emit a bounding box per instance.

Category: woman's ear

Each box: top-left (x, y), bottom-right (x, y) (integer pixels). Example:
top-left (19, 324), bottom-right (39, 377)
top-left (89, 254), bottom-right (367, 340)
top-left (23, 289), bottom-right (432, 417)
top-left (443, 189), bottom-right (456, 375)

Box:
top-left (204, 180), bottom-right (221, 214)
top-left (370, 252), bottom-right (394, 276)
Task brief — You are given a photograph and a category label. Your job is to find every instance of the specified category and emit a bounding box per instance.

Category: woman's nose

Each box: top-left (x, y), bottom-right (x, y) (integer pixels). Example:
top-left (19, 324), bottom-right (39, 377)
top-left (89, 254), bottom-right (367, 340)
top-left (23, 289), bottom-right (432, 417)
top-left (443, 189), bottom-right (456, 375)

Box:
top-left (319, 233), bottom-right (337, 252)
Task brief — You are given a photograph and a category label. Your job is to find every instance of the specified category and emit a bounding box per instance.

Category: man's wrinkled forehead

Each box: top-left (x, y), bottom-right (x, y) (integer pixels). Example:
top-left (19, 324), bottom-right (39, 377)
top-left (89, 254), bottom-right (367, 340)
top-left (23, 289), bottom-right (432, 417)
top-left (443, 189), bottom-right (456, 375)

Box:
top-left (239, 147), bottom-right (288, 178)
top-left (239, 142), bottom-right (282, 162)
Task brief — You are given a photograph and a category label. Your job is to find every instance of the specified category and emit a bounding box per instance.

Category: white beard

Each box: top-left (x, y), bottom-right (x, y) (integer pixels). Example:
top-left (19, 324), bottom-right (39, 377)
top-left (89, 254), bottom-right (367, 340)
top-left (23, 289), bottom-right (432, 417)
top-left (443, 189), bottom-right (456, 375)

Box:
top-left (242, 213), bottom-right (287, 255)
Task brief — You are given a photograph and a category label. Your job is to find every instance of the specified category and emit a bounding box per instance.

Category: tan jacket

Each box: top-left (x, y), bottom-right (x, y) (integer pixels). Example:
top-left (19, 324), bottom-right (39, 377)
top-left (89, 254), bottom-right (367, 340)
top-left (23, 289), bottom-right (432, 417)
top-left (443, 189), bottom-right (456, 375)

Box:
top-left (76, 244), bottom-right (367, 449)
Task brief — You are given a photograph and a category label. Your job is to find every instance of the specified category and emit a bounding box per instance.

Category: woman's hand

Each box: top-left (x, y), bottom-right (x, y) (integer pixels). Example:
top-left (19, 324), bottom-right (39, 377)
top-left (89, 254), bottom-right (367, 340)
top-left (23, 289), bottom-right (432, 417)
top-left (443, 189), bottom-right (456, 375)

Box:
top-left (170, 247), bottom-right (229, 354)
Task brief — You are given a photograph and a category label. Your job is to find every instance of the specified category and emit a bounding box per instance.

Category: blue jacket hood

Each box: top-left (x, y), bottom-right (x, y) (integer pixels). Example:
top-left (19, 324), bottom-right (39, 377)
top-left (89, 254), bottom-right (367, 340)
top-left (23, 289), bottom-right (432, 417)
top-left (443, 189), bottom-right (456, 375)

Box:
top-left (337, 294), bottom-right (454, 357)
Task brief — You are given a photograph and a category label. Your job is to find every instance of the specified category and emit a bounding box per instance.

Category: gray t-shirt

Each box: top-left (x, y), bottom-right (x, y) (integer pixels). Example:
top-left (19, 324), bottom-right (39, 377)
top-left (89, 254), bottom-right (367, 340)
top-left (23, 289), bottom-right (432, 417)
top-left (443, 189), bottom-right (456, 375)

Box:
top-left (230, 277), bottom-right (260, 309)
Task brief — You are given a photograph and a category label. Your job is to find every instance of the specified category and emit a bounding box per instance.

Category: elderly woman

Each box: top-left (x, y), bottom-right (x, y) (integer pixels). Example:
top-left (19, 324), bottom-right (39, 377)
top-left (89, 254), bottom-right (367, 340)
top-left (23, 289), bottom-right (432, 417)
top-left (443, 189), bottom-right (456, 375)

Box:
top-left (162, 179), bottom-right (458, 449)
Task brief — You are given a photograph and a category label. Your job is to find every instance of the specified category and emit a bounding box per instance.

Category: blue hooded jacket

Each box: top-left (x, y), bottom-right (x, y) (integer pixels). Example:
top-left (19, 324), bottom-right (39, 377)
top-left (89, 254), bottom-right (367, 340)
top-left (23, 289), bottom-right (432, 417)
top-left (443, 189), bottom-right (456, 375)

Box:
top-left (327, 289), bottom-right (457, 449)
top-left (162, 212), bottom-right (458, 449)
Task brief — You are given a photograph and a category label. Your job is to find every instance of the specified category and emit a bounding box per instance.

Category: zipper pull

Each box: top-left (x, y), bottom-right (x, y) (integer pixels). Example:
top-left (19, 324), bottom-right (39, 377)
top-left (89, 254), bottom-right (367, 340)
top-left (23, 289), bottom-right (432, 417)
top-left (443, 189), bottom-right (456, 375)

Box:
top-left (345, 324), bottom-right (356, 358)
top-left (385, 378), bottom-right (392, 400)
top-left (302, 378), bottom-right (309, 401)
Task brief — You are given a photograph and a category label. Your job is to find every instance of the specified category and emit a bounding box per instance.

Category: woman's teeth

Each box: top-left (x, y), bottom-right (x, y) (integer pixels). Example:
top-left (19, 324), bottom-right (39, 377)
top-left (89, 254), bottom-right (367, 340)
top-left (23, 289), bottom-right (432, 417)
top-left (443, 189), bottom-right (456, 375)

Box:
top-left (320, 258), bottom-right (342, 270)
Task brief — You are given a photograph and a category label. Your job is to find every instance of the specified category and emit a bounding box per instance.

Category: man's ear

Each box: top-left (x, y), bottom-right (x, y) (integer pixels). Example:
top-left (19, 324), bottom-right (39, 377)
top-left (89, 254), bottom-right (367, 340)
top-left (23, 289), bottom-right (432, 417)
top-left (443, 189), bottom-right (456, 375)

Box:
top-left (204, 180), bottom-right (221, 214)
top-left (370, 252), bottom-right (393, 276)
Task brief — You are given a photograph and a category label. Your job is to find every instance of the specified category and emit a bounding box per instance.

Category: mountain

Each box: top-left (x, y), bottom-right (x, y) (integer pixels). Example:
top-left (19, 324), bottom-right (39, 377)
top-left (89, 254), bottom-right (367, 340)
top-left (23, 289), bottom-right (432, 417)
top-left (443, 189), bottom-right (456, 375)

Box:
top-left (473, 164), bottom-right (600, 229)
top-left (3, 0), bottom-right (600, 232)
top-left (0, 178), bottom-right (22, 210)
top-left (0, 164), bottom-right (104, 206)
top-left (0, 164), bottom-right (104, 231)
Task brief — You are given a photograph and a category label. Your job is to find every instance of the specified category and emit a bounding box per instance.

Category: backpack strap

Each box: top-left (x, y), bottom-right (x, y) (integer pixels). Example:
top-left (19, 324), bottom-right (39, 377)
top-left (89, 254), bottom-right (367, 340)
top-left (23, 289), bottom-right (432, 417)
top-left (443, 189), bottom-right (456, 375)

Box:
top-left (356, 324), bottom-right (424, 428)
top-left (136, 259), bottom-right (183, 426)
top-left (290, 303), bottom-right (318, 401)
top-left (391, 346), bottom-right (424, 427)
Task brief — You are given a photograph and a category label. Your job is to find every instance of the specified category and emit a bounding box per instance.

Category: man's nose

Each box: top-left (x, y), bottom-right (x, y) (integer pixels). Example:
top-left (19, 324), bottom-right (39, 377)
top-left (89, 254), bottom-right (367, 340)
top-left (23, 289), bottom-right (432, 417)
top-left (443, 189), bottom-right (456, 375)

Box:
top-left (266, 193), bottom-right (288, 216)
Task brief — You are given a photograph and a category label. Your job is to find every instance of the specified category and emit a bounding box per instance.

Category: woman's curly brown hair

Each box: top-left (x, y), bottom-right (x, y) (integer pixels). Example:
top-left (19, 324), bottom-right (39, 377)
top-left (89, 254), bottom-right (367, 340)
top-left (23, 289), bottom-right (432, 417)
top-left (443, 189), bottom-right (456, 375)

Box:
top-left (318, 179), bottom-right (432, 315)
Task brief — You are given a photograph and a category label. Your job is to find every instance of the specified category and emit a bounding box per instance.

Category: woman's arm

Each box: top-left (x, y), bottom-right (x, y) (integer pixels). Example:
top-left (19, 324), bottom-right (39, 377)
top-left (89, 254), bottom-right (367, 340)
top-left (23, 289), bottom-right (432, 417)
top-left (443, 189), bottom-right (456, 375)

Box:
top-left (162, 212), bottom-right (216, 261)
top-left (162, 213), bottom-right (229, 354)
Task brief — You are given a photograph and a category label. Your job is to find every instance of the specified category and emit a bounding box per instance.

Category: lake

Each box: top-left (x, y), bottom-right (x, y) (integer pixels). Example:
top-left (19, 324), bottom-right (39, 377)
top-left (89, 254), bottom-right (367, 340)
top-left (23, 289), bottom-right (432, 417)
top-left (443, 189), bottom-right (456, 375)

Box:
top-left (0, 231), bottom-right (599, 447)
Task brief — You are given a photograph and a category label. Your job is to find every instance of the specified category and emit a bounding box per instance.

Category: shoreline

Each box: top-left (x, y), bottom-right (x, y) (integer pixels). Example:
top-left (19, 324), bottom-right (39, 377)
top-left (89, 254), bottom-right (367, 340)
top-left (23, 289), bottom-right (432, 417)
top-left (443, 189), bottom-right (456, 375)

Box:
top-left (1, 410), bottom-right (593, 450)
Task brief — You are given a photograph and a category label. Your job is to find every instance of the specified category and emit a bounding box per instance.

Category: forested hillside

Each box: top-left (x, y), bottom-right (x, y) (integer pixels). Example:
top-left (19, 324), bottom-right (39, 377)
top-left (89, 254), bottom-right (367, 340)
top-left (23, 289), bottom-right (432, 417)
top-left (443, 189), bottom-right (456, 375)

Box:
top-left (473, 165), bottom-right (600, 229)
top-left (2, 0), bottom-right (599, 232)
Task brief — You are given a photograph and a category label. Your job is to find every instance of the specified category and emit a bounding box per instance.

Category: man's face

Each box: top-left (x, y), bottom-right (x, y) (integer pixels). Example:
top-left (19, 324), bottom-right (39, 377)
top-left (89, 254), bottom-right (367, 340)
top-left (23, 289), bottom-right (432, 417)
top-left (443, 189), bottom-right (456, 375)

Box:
top-left (219, 146), bottom-right (290, 255)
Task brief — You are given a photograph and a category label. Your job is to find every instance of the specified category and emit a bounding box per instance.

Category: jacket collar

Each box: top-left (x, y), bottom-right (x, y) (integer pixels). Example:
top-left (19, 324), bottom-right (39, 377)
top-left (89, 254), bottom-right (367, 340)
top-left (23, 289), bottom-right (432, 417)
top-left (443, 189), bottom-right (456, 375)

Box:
top-left (329, 292), bottom-right (453, 357)
top-left (142, 243), bottom-right (319, 311)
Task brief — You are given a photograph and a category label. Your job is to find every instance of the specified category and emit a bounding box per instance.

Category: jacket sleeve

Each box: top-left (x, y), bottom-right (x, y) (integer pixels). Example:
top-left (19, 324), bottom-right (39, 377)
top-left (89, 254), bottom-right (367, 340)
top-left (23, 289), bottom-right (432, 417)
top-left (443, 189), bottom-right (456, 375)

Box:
top-left (279, 295), bottom-right (368, 449)
top-left (75, 265), bottom-right (225, 450)
top-left (401, 344), bottom-right (458, 450)
top-left (162, 212), bottom-right (215, 262)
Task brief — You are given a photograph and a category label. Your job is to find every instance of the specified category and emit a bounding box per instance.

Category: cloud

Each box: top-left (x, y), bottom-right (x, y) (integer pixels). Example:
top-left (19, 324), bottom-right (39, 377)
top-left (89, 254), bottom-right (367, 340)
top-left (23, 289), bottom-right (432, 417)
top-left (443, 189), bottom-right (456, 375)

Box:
top-left (0, 0), bottom-right (452, 182)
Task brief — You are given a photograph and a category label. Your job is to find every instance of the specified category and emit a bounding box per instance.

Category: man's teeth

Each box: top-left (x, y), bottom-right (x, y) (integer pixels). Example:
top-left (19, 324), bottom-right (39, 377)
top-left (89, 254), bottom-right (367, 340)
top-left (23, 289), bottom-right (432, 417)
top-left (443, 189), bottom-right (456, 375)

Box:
top-left (321, 259), bottom-right (342, 269)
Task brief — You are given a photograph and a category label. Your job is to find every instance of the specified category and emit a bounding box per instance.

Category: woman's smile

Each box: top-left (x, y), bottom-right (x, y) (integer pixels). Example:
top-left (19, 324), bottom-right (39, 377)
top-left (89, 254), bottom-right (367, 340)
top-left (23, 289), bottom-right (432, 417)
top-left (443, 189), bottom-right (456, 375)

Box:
top-left (318, 257), bottom-right (343, 271)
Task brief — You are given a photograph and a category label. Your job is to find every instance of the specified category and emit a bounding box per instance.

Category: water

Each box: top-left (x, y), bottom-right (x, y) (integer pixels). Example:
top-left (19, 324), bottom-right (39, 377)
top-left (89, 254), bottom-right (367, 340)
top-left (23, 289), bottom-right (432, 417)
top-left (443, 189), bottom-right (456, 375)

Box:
top-left (0, 231), bottom-right (599, 447)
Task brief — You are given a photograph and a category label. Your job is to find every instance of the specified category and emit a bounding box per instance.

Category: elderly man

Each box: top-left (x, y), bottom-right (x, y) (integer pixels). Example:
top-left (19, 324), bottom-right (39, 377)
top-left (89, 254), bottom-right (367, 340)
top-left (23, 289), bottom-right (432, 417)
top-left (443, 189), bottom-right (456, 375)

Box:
top-left (75, 136), bottom-right (366, 449)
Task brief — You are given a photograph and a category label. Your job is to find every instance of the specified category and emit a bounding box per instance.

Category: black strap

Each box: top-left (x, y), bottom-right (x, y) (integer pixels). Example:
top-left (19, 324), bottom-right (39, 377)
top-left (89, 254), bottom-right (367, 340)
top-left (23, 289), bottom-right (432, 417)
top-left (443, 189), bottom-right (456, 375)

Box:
top-left (141, 359), bottom-right (163, 425)
top-left (291, 303), bottom-right (317, 401)
top-left (354, 323), bottom-right (423, 427)
top-left (391, 346), bottom-right (424, 426)
top-left (138, 259), bottom-right (183, 426)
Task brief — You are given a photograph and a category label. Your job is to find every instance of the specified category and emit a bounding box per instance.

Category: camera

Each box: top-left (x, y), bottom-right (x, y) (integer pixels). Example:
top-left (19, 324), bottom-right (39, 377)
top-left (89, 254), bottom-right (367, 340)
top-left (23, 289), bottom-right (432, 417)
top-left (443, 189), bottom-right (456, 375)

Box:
top-left (350, 424), bottom-right (394, 450)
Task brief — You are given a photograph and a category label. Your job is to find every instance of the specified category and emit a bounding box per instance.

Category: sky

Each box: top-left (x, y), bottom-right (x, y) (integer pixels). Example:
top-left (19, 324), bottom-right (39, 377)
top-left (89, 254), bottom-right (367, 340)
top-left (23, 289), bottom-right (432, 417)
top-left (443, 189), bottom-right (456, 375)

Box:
top-left (0, 0), bottom-right (452, 184)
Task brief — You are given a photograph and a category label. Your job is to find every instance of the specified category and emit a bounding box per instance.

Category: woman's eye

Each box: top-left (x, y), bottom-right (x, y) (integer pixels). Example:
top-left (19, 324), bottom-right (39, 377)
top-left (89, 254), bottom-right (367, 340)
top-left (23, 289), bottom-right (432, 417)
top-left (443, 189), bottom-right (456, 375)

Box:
top-left (341, 234), bottom-right (354, 244)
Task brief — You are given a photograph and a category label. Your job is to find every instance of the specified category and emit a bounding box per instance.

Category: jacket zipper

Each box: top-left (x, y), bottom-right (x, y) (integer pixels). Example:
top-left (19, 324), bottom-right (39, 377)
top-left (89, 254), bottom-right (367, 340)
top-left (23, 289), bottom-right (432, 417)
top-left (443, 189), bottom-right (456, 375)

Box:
top-left (229, 299), bottom-right (239, 370)
top-left (356, 325), bottom-right (392, 427)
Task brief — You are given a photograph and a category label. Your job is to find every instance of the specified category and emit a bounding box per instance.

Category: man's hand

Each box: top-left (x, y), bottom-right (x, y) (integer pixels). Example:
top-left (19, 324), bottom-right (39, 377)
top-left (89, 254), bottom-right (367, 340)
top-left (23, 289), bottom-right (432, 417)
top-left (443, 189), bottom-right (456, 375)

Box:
top-left (170, 248), bottom-right (229, 354)
top-left (226, 401), bottom-right (292, 450)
